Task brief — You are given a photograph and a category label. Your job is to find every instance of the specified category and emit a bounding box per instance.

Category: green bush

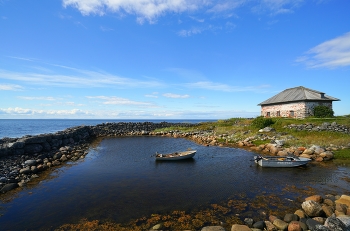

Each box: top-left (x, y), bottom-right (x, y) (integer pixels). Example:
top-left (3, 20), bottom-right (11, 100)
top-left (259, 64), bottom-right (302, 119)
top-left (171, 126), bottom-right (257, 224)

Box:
top-left (314, 105), bottom-right (334, 118)
top-left (251, 116), bottom-right (275, 129)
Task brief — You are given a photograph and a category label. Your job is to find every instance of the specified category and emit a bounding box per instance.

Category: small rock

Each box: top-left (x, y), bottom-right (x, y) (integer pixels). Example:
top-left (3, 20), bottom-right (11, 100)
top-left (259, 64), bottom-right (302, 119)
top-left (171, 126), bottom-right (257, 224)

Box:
top-left (151, 223), bottom-right (163, 230)
top-left (244, 218), bottom-right (254, 227)
top-left (24, 160), bottom-right (37, 166)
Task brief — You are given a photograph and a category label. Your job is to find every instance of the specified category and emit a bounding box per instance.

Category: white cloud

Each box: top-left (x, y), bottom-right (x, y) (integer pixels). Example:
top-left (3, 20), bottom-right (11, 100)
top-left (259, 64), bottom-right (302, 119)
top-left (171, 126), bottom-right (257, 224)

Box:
top-left (0, 107), bottom-right (91, 116)
top-left (0, 84), bottom-right (23, 91)
top-left (62, 0), bottom-right (306, 23)
top-left (0, 66), bottom-right (164, 89)
top-left (145, 92), bottom-right (159, 98)
top-left (185, 81), bottom-right (271, 92)
top-left (296, 31), bottom-right (350, 69)
top-left (86, 96), bottom-right (155, 107)
top-left (62, 0), bottom-right (205, 23)
top-left (253, 0), bottom-right (304, 15)
top-left (177, 27), bottom-right (204, 37)
top-left (163, 93), bottom-right (190, 98)
top-left (17, 96), bottom-right (59, 101)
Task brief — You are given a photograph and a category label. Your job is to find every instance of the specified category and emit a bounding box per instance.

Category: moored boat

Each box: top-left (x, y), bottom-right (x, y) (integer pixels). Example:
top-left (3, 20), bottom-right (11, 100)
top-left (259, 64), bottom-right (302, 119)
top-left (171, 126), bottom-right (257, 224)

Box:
top-left (254, 155), bottom-right (311, 167)
top-left (155, 150), bottom-right (196, 161)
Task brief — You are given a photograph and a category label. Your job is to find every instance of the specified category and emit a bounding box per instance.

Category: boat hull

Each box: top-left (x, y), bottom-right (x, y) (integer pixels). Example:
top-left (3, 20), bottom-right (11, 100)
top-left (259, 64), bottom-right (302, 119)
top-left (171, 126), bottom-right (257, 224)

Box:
top-left (254, 156), bottom-right (311, 167)
top-left (155, 150), bottom-right (196, 161)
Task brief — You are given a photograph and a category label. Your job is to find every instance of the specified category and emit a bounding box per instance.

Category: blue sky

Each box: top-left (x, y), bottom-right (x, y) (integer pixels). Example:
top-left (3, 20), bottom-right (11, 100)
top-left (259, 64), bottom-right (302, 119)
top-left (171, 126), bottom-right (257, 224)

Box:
top-left (0, 0), bottom-right (349, 119)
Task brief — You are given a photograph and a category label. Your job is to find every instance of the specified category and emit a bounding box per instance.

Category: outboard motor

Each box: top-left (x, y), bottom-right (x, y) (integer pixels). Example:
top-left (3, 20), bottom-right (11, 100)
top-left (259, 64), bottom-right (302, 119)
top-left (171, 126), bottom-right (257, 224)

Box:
top-left (254, 155), bottom-right (263, 163)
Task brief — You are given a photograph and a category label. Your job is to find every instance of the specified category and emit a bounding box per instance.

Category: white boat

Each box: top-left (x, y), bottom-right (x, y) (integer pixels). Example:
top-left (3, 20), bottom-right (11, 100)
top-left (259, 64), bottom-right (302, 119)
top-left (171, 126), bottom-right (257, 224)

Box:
top-left (254, 155), bottom-right (311, 167)
top-left (155, 150), bottom-right (196, 161)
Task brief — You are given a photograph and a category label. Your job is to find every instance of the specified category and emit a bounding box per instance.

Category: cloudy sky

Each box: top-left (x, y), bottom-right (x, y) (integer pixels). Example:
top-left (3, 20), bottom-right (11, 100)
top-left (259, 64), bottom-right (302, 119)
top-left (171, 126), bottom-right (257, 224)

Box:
top-left (0, 0), bottom-right (349, 119)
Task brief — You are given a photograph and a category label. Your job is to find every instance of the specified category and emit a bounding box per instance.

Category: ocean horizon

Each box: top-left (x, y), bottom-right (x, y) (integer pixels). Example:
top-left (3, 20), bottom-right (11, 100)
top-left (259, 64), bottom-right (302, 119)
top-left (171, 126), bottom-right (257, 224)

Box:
top-left (0, 119), bottom-right (217, 139)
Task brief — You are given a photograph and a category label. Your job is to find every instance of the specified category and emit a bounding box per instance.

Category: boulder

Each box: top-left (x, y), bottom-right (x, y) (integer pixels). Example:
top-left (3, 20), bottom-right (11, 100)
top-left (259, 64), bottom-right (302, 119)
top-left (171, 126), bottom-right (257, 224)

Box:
top-left (299, 154), bottom-right (311, 159)
top-left (324, 214), bottom-right (348, 231)
top-left (302, 200), bottom-right (324, 217)
top-left (336, 195), bottom-right (350, 207)
top-left (269, 215), bottom-right (279, 223)
top-left (273, 219), bottom-right (288, 230)
top-left (264, 220), bottom-right (277, 231)
top-left (201, 226), bottom-right (226, 231)
top-left (305, 195), bottom-right (323, 203)
top-left (0, 183), bottom-right (18, 193)
top-left (284, 213), bottom-right (299, 222)
top-left (259, 127), bottom-right (275, 132)
top-left (322, 205), bottom-right (335, 217)
top-left (306, 218), bottom-right (328, 231)
top-left (19, 167), bottom-right (31, 175)
top-left (24, 159), bottom-right (37, 166)
top-left (252, 221), bottom-right (265, 230)
top-left (336, 203), bottom-right (348, 214)
top-left (231, 224), bottom-right (251, 231)
top-left (313, 217), bottom-right (326, 224)
top-left (323, 198), bottom-right (334, 207)
top-left (303, 149), bottom-right (314, 155)
top-left (294, 209), bottom-right (306, 219)
top-left (337, 216), bottom-right (350, 229)
top-left (288, 221), bottom-right (302, 231)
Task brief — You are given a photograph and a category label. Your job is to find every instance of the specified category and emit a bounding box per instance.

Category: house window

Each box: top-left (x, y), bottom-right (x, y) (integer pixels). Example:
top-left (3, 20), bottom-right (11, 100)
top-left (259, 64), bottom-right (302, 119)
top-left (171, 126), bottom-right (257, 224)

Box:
top-left (266, 112), bottom-right (270, 117)
top-left (290, 110), bottom-right (295, 117)
top-left (277, 111), bottom-right (280, 117)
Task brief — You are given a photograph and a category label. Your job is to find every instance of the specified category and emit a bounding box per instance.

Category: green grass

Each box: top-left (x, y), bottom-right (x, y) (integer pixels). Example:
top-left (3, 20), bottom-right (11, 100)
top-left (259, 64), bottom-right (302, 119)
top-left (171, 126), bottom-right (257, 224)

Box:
top-left (334, 149), bottom-right (350, 159)
top-left (156, 117), bottom-right (350, 157)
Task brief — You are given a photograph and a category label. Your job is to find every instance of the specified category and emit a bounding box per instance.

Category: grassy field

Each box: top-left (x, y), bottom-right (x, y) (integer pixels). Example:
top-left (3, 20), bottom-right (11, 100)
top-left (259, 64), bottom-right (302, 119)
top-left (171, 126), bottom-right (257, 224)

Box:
top-left (155, 115), bottom-right (350, 159)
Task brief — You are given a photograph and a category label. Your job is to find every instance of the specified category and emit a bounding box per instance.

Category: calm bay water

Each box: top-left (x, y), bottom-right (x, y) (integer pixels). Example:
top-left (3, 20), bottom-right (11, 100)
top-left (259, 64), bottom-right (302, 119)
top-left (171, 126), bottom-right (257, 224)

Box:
top-left (0, 136), bottom-right (349, 230)
top-left (0, 119), bottom-right (213, 139)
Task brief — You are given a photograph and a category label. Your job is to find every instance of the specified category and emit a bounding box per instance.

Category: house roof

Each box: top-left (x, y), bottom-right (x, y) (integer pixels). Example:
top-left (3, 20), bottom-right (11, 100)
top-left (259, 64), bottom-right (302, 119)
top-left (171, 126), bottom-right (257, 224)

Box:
top-left (258, 86), bottom-right (340, 106)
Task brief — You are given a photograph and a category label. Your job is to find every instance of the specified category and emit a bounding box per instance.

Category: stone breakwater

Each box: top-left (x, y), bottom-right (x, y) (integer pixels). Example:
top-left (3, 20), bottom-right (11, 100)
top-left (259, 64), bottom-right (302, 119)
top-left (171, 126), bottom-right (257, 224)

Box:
top-left (192, 194), bottom-right (350, 231)
top-left (285, 122), bottom-right (350, 134)
top-left (0, 122), bottom-right (194, 194)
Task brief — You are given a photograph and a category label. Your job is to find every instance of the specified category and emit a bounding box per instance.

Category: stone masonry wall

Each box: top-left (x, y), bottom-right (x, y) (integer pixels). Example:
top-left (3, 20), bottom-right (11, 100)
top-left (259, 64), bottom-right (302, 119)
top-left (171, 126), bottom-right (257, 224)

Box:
top-left (261, 101), bottom-right (333, 119)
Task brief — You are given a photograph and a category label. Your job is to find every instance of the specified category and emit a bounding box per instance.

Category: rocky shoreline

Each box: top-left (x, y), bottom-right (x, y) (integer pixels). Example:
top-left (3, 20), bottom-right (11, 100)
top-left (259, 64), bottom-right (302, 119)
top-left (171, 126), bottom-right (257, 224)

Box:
top-left (0, 121), bottom-right (347, 195)
top-left (196, 194), bottom-right (350, 231)
top-left (1, 121), bottom-right (350, 231)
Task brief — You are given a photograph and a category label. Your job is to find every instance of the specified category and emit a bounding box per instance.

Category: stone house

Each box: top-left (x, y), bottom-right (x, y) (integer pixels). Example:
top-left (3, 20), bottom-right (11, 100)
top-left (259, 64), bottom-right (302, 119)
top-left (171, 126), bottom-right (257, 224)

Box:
top-left (258, 86), bottom-right (340, 119)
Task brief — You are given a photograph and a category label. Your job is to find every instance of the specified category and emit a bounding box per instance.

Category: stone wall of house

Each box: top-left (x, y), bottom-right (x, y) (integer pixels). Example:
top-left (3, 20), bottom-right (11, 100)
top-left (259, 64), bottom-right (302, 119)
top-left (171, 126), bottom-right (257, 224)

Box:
top-left (261, 101), bottom-right (333, 119)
